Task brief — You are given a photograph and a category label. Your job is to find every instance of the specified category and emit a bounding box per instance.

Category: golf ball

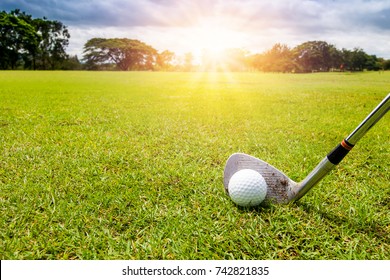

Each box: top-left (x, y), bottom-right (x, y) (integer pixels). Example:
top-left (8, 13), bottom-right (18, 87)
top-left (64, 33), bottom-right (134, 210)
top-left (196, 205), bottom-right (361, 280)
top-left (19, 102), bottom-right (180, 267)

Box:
top-left (228, 169), bottom-right (267, 207)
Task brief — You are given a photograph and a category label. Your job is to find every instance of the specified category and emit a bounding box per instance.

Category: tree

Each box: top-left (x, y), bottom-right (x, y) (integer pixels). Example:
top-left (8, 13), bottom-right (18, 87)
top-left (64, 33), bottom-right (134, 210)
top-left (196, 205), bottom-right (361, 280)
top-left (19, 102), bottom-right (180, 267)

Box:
top-left (0, 10), bottom-right (70, 70)
top-left (365, 55), bottom-right (381, 71)
top-left (33, 17), bottom-right (70, 69)
top-left (156, 50), bottom-right (175, 70)
top-left (83, 38), bottom-right (157, 71)
top-left (248, 53), bottom-right (264, 71)
top-left (293, 41), bottom-right (341, 72)
top-left (61, 55), bottom-right (82, 70)
top-left (0, 10), bottom-right (39, 69)
top-left (262, 43), bottom-right (294, 72)
top-left (350, 48), bottom-right (368, 71)
top-left (341, 47), bottom-right (370, 71)
top-left (383, 59), bottom-right (390, 70)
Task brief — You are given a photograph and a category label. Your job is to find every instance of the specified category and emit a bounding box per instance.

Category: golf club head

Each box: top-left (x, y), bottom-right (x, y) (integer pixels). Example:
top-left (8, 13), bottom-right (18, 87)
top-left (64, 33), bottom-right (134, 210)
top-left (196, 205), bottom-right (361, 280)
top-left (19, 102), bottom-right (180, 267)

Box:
top-left (223, 153), bottom-right (298, 204)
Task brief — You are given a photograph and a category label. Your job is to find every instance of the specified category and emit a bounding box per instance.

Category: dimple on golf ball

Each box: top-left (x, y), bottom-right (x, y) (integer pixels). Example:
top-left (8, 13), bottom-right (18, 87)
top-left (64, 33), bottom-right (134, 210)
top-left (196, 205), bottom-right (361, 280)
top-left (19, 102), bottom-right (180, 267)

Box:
top-left (228, 169), bottom-right (267, 207)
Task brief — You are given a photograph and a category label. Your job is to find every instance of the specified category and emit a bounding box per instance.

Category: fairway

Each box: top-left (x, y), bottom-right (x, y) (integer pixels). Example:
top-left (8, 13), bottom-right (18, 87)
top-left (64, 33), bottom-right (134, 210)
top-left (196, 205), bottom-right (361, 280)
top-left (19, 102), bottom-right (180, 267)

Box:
top-left (1, 71), bottom-right (389, 259)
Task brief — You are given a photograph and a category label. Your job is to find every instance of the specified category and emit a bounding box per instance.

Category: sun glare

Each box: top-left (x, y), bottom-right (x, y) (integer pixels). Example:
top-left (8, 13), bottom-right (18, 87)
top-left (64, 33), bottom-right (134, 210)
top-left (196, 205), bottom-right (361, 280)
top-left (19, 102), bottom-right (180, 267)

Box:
top-left (189, 18), bottom-right (244, 68)
top-left (194, 23), bottom-right (232, 52)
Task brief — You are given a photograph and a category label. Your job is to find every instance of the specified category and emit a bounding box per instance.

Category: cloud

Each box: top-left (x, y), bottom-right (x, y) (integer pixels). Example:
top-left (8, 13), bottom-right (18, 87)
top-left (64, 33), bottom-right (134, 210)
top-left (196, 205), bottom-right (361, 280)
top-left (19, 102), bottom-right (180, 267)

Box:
top-left (2, 0), bottom-right (389, 31)
top-left (1, 0), bottom-right (152, 26)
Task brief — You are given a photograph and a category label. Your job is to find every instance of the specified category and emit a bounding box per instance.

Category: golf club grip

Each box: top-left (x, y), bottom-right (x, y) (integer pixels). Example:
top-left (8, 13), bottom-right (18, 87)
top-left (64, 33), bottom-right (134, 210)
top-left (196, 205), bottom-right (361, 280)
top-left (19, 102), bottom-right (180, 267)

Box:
top-left (327, 93), bottom-right (389, 165)
top-left (327, 139), bottom-right (354, 165)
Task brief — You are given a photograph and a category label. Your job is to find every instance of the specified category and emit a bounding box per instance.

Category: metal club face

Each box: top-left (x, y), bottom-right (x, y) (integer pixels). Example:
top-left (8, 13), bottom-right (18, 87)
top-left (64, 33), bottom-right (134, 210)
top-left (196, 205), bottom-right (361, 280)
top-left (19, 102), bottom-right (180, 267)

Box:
top-left (223, 94), bottom-right (389, 205)
top-left (223, 153), bottom-right (298, 204)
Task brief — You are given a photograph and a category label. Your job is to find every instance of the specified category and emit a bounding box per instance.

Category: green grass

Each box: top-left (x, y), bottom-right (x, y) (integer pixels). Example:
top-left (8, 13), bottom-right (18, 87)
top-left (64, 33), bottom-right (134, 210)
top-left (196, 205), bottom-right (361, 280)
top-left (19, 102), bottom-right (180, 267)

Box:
top-left (0, 71), bottom-right (389, 260)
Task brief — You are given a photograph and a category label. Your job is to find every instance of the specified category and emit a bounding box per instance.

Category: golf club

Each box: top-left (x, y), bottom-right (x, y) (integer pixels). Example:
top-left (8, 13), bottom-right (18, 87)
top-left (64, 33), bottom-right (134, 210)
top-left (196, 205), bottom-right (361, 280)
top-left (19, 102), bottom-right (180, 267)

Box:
top-left (223, 93), bottom-right (390, 204)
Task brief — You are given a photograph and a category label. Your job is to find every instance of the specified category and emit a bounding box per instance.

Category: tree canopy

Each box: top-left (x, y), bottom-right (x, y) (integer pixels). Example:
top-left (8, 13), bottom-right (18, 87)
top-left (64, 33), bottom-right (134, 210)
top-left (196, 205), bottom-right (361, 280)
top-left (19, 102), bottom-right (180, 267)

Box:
top-left (0, 9), bottom-right (70, 70)
top-left (83, 38), bottom-right (157, 71)
top-left (248, 41), bottom-right (386, 73)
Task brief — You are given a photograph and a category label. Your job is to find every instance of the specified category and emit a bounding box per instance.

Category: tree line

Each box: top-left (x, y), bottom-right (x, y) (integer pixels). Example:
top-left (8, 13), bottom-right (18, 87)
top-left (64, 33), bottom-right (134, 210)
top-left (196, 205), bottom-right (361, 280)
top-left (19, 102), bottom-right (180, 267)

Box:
top-left (0, 10), bottom-right (75, 70)
top-left (248, 42), bottom-right (387, 73)
top-left (82, 38), bottom-right (390, 72)
top-left (1, 9), bottom-right (390, 72)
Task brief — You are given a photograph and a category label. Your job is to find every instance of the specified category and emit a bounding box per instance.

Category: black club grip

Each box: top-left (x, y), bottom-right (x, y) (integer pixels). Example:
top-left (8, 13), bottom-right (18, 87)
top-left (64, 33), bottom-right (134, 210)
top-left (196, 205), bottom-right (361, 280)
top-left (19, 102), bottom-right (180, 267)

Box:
top-left (327, 139), bottom-right (355, 165)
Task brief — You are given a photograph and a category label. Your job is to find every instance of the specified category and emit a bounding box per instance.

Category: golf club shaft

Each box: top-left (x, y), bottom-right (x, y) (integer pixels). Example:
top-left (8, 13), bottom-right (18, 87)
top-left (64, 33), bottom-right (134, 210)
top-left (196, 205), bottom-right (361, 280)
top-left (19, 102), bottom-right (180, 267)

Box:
top-left (293, 93), bottom-right (390, 201)
top-left (346, 94), bottom-right (390, 145)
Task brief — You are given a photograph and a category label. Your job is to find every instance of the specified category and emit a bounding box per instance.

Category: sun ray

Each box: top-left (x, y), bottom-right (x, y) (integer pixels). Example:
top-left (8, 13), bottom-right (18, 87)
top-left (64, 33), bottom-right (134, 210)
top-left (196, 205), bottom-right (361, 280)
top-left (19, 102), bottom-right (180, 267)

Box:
top-left (187, 17), bottom-right (247, 70)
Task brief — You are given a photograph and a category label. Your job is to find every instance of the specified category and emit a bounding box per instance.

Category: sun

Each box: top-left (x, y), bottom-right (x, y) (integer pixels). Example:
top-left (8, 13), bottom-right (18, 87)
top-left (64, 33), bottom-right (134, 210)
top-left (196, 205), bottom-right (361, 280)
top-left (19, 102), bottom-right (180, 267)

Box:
top-left (189, 18), bottom-right (244, 66)
top-left (193, 21), bottom-right (233, 51)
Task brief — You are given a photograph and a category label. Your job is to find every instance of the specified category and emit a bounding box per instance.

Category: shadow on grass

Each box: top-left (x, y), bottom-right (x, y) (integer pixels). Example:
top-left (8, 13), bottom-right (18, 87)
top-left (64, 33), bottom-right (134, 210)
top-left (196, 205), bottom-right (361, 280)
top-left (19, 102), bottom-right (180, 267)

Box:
top-left (296, 201), bottom-right (390, 243)
top-left (234, 200), bottom-right (389, 244)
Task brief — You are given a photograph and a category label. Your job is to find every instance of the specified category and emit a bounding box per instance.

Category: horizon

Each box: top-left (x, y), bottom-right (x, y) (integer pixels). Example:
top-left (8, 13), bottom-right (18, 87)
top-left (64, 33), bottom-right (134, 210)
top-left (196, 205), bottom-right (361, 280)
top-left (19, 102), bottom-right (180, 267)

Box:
top-left (1, 0), bottom-right (390, 60)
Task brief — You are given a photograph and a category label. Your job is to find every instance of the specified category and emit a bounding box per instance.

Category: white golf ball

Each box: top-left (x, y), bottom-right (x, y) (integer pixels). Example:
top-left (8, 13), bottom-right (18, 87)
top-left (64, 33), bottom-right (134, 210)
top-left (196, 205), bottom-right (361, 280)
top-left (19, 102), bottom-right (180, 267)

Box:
top-left (228, 169), bottom-right (267, 207)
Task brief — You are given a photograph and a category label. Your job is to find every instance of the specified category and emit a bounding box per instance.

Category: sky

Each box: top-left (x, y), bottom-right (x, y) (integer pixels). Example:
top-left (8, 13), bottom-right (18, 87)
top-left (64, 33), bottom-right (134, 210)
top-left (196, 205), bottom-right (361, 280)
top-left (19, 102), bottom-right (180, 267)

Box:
top-left (1, 0), bottom-right (390, 59)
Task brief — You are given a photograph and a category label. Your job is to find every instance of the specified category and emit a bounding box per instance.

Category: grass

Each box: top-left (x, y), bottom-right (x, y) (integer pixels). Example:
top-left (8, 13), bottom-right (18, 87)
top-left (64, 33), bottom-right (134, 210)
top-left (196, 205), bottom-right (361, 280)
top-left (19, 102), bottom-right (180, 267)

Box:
top-left (0, 71), bottom-right (389, 260)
